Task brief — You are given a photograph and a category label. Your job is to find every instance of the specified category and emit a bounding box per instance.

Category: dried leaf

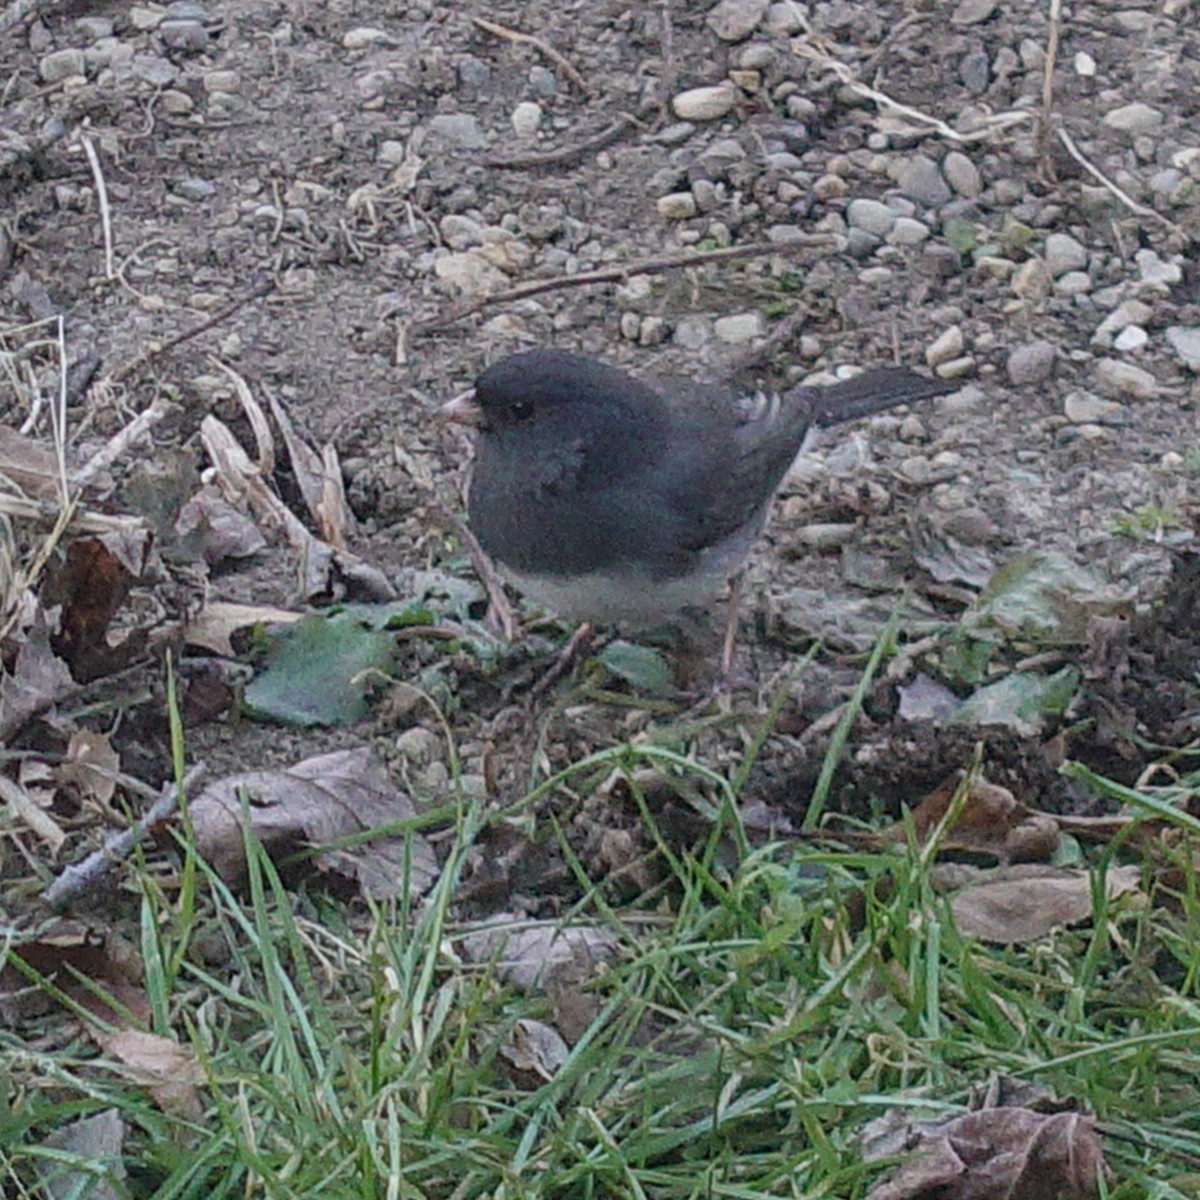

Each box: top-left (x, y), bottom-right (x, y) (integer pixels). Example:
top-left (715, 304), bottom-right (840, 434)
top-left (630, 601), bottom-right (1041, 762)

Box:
top-left (0, 772), bottom-right (66, 852)
top-left (498, 1017), bottom-right (570, 1084)
top-left (189, 747), bottom-right (436, 898)
top-left (91, 1028), bottom-right (204, 1119)
top-left (175, 483), bottom-right (267, 563)
top-left (35, 1109), bottom-right (127, 1200)
top-left (949, 864), bottom-right (1143, 943)
top-left (867, 1105), bottom-right (1107, 1200)
top-left (0, 423), bottom-right (62, 500)
top-left (55, 729), bottom-right (121, 806)
top-left (184, 600), bottom-right (303, 656)
top-left (459, 916), bottom-right (619, 991)
top-left (0, 607), bottom-right (77, 741)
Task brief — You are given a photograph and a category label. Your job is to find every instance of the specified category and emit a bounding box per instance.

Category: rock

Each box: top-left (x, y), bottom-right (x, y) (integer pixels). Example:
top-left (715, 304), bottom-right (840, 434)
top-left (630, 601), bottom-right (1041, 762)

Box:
top-left (76, 17), bottom-right (115, 40)
top-left (1113, 326), bottom-right (1148, 353)
top-left (433, 251), bottom-right (507, 296)
top-left (135, 55), bottom-right (180, 85)
top-left (656, 192), bottom-right (697, 219)
top-left (1166, 326), bottom-right (1200, 370)
top-left (765, 1), bottom-right (805, 34)
top-left (672, 83), bottom-right (737, 121)
top-left (342, 27), bottom-right (391, 49)
top-left (951, 0), bottom-right (998, 24)
top-left (428, 113), bottom-right (488, 149)
top-left (890, 217), bottom-right (930, 245)
top-left (934, 356), bottom-right (977, 379)
top-left (942, 151), bottom-right (982, 197)
top-left (439, 213), bottom-right (485, 248)
top-left (1134, 248), bottom-right (1182, 285)
top-left (203, 68), bottom-right (240, 92)
top-left (713, 312), bottom-right (764, 343)
top-left (1064, 392), bottom-right (1127, 425)
top-left (959, 44), bottom-right (991, 93)
top-left (706, 0), bottom-right (770, 41)
top-left (926, 326), bottom-right (964, 368)
top-left (1011, 258), bottom-right (1051, 302)
top-left (846, 198), bottom-right (895, 236)
top-left (1092, 299), bottom-right (1154, 348)
top-left (511, 101), bottom-right (542, 137)
top-left (1054, 271), bottom-right (1093, 296)
top-left (1007, 341), bottom-right (1057, 385)
top-left (1103, 102), bottom-right (1164, 133)
top-left (1043, 232), bottom-right (1087, 277)
top-left (1095, 359), bottom-right (1158, 400)
top-left (457, 55), bottom-right (490, 88)
top-left (893, 154), bottom-right (951, 206)
top-left (674, 315), bottom-right (713, 350)
top-left (1074, 51), bottom-right (1096, 76)
top-left (160, 19), bottom-right (209, 52)
top-left (39, 49), bottom-right (86, 82)
top-left (173, 178), bottom-right (215, 201)
top-left (129, 5), bottom-right (166, 29)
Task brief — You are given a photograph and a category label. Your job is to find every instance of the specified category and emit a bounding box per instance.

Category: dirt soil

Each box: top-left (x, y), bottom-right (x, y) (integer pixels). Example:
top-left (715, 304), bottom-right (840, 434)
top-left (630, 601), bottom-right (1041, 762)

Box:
top-left (2, 0), bottom-right (1199, 909)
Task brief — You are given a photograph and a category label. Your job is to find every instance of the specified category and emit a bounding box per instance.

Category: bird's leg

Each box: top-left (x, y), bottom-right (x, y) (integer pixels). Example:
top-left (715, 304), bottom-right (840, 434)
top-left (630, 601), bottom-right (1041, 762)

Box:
top-left (531, 622), bottom-right (597, 695)
top-left (720, 574), bottom-right (742, 677)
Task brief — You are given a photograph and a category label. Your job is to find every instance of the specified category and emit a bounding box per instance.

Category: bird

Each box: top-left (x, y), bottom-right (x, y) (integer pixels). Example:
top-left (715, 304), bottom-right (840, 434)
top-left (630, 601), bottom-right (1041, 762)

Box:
top-left (442, 348), bottom-right (958, 639)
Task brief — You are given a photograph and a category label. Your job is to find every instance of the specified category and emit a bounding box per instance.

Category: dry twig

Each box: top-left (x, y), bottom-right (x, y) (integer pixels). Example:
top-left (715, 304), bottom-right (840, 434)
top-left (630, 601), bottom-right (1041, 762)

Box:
top-left (472, 16), bottom-right (590, 96)
top-left (79, 133), bottom-right (115, 281)
top-left (42, 763), bottom-right (207, 910)
top-left (1038, 0), bottom-right (1063, 177)
top-left (484, 115), bottom-right (640, 169)
top-left (411, 236), bottom-right (835, 334)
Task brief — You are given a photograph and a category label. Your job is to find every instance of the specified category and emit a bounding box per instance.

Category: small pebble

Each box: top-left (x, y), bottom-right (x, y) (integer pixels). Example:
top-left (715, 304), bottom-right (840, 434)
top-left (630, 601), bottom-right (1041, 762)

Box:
top-left (1007, 340), bottom-right (1056, 385)
top-left (1064, 392), bottom-right (1127, 425)
top-left (342, 27), bottom-right (391, 50)
top-left (1095, 359), bottom-right (1158, 400)
top-left (1074, 50), bottom-right (1096, 76)
top-left (706, 0), bottom-right (770, 41)
top-left (890, 217), bottom-right (930, 245)
top-left (511, 101), bottom-right (542, 137)
top-left (1011, 258), bottom-right (1051, 301)
top-left (1043, 232), bottom-right (1087, 276)
top-left (672, 83), bottom-right (737, 121)
top-left (951, 0), bottom-right (997, 23)
top-left (1103, 102), bottom-right (1164, 133)
top-left (846, 198), bottom-right (895, 236)
top-left (1113, 326), bottom-right (1148, 353)
top-left (39, 49), bottom-right (85, 82)
top-left (1134, 248), bottom-right (1182, 285)
top-left (1054, 271), bottom-right (1093, 296)
top-left (1165, 326), bottom-right (1200, 370)
top-left (713, 312), bottom-right (764, 344)
top-left (926, 326), bottom-right (964, 368)
top-left (656, 192), bottom-right (697, 219)
top-left (942, 151), bottom-right (982, 197)
top-left (893, 154), bottom-right (951, 206)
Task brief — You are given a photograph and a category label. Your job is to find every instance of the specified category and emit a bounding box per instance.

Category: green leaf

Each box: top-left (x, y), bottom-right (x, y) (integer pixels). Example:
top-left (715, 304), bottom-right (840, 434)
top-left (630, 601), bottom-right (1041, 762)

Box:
top-left (598, 640), bottom-right (673, 694)
top-left (243, 613), bottom-right (396, 727)
top-left (954, 665), bottom-right (1081, 736)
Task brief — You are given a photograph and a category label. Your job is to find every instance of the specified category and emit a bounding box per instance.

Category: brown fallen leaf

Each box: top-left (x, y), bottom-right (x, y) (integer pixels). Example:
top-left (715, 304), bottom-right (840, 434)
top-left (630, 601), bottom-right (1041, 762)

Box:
top-left (882, 773), bottom-right (1060, 863)
top-left (175, 483), bottom-right (267, 564)
top-left (865, 1106), bottom-right (1108, 1200)
top-left (0, 771), bottom-right (66, 853)
top-left (0, 423), bottom-right (63, 501)
top-left (459, 915), bottom-right (619, 992)
top-left (497, 1017), bottom-right (570, 1085)
top-left (92, 1028), bottom-right (204, 1120)
top-left (947, 863), bottom-right (1143, 943)
top-left (0, 606), bottom-right (78, 741)
top-left (183, 600), bottom-right (303, 657)
top-left (55, 729), bottom-right (121, 808)
top-left (188, 747), bottom-right (436, 899)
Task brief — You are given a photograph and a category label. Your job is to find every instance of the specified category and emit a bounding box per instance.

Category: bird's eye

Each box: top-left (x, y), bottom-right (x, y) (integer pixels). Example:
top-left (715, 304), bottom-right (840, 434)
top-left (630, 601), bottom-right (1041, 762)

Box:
top-left (510, 399), bottom-right (533, 421)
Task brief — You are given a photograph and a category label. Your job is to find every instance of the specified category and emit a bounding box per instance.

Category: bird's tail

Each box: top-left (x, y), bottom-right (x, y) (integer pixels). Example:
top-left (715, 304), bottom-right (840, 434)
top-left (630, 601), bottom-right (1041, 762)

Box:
top-left (805, 367), bottom-right (960, 428)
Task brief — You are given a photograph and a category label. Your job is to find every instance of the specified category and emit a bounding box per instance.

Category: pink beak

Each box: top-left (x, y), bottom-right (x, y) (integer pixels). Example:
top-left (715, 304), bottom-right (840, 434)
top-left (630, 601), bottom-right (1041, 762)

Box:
top-left (440, 388), bottom-right (482, 426)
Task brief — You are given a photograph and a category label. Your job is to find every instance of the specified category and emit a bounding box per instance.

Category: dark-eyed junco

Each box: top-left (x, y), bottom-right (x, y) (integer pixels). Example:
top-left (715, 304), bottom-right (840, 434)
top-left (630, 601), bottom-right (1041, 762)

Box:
top-left (443, 349), bottom-right (957, 631)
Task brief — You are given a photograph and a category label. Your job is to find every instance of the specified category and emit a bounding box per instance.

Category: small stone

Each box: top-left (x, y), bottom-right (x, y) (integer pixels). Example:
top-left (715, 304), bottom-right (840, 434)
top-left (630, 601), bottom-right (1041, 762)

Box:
top-left (203, 68), bottom-right (240, 92)
top-left (951, 0), bottom-right (997, 23)
top-left (439, 213), bottom-right (484, 248)
top-left (528, 65), bottom-right (557, 95)
top-left (1054, 271), bottom-right (1092, 296)
top-left (671, 83), bottom-right (737, 121)
top-left (1166, 326), bottom-right (1200, 371)
top-left (674, 315), bottom-right (713, 350)
top-left (706, 0), bottom-right (770, 41)
top-left (457, 55), bottom-right (491, 88)
top-left (133, 54), bottom-right (179, 85)
top-left (942, 151), bottom-right (982, 197)
top-left (342, 27), bottom-right (391, 49)
top-left (76, 17), bottom-right (115, 39)
top-left (160, 88), bottom-right (194, 113)
top-left (714, 313), bottom-right (764, 343)
top-left (656, 192), bottom-right (697, 219)
top-left (934, 356), bottom-right (977, 379)
top-left (768, 224), bottom-right (810, 243)
top-left (959, 44), bottom-right (990, 93)
top-left (890, 217), bottom-right (930, 245)
top-left (1092, 299), bottom-right (1154, 347)
top-left (1095, 359), bottom-right (1158, 400)
top-left (511, 101), bottom-right (542, 137)
top-left (1011, 258), bottom-right (1051, 301)
top-left (893, 154), bottom-right (951, 207)
top-left (1074, 50), bottom-right (1096, 76)
top-left (812, 174), bottom-right (848, 202)
top-left (159, 19), bottom-right (209, 51)
top-left (765, 1), bottom-right (805, 34)
top-left (1113, 326), bottom-right (1148, 353)
top-left (846, 198), bottom-right (895, 236)
top-left (433, 251), bottom-right (508, 297)
top-left (1134, 248), bottom-right (1182, 285)
top-left (129, 5), bottom-right (166, 30)
top-left (1043, 232), bottom-right (1087, 277)
top-left (619, 311), bottom-right (641, 341)
top-left (428, 113), bottom-right (488, 149)
top-left (378, 140), bottom-right (407, 166)
top-left (1103, 102), bottom-right (1164, 133)
top-left (640, 316), bottom-right (668, 345)
top-left (926, 326), bottom-right (964, 368)
top-left (39, 49), bottom-right (85, 82)
top-left (173, 178), bottom-right (215, 201)
top-left (1064, 392), bottom-right (1127, 425)
top-left (1007, 340), bottom-right (1057, 385)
